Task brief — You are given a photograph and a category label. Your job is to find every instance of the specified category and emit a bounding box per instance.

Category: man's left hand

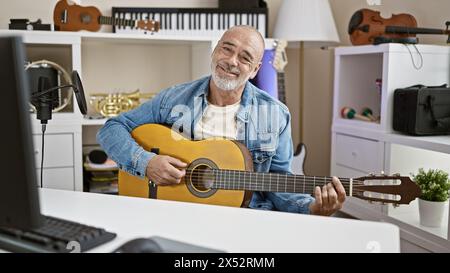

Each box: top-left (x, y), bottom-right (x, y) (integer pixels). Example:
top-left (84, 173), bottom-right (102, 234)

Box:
top-left (309, 176), bottom-right (346, 216)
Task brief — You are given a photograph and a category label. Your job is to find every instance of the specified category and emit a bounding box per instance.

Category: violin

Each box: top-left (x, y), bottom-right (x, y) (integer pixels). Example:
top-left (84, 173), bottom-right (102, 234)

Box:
top-left (348, 9), bottom-right (450, 45)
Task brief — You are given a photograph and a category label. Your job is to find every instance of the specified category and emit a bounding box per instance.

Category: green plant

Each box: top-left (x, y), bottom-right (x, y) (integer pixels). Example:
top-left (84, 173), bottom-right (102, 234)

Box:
top-left (412, 168), bottom-right (450, 202)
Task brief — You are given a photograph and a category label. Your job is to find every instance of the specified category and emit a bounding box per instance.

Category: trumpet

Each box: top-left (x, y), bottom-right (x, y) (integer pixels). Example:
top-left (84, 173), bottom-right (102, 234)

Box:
top-left (89, 90), bottom-right (156, 117)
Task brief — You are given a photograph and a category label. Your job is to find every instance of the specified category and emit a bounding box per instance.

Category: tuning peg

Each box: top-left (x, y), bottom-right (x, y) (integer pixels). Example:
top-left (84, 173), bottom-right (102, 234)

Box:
top-left (380, 170), bottom-right (386, 176)
top-left (369, 172), bottom-right (375, 176)
top-left (393, 173), bottom-right (400, 177)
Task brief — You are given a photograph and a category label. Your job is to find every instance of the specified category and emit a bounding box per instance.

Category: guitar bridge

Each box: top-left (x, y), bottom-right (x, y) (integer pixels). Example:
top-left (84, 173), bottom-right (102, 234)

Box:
top-left (60, 9), bottom-right (68, 23)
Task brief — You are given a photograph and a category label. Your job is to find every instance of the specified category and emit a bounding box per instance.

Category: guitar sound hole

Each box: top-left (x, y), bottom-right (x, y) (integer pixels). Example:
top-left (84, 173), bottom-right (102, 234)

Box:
top-left (190, 165), bottom-right (215, 192)
top-left (185, 159), bottom-right (219, 198)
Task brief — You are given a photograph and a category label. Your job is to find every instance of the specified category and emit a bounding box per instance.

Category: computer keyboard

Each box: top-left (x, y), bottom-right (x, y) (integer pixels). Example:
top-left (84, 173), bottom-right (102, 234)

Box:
top-left (0, 215), bottom-right (116, 253)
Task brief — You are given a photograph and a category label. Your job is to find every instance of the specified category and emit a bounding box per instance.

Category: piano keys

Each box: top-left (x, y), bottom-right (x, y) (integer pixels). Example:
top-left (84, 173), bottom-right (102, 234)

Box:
top-left (112, 7), bottom-right (268, 38)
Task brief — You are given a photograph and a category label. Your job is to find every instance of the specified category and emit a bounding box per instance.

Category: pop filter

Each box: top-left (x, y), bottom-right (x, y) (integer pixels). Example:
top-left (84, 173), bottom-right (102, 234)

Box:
top-left (71, 70), bottom-right (87, 115)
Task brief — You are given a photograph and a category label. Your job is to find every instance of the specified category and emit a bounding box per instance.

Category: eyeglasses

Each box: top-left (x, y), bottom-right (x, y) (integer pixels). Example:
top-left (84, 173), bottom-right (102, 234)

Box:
top-left (218, 44), bottom-right (256, 67)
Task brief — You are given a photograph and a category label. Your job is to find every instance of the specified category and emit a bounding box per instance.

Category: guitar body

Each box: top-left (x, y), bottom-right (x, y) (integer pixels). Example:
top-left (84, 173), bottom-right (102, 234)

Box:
top-left (119, 124), bottom-right (253, 207)
top-left (53, 0), bottom-right (101, 31)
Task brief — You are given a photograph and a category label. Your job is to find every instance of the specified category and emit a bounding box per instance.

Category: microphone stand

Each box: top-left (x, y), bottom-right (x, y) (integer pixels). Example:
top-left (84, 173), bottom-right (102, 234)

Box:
top-left (31, 71), bottom-right (87, 188)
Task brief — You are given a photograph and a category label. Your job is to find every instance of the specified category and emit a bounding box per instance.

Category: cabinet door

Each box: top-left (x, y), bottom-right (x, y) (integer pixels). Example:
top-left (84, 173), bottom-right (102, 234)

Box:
top-left (335, 134), bottom-right (382, 173)
top-left (33, 134), bottom-right (74, 168)
top-left (36, 167), bottom-right (74, 191)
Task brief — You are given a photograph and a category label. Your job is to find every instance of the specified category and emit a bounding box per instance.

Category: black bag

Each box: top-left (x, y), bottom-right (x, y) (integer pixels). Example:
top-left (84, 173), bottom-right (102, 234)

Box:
top-left (393, 84), bottom-right (450, 135)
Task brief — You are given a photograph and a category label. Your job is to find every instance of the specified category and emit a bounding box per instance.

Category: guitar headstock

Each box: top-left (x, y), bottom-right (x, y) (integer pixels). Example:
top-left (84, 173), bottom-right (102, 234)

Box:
top-left (272, 39), bottom-right (288, 72)
top-left (352, 173), bottom-right (421, 205)
top-left (137, 19), bottom-right (160, 33)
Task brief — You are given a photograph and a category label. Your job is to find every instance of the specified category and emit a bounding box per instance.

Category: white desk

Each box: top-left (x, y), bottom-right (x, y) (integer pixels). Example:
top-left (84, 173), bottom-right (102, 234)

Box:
top-left (38, 189), bottom-right (400, 253)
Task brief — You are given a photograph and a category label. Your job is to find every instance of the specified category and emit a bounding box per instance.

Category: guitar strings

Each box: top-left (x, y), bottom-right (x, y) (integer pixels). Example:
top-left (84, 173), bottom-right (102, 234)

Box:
top-left (185, 168), bottom-right (367, 185)
top-left (156, 169), bottom-right (391, 199)
top-left (185, 173), bottom-right (369, 194)
top-left (184, 170), bottom-right (399, 198)
top-left (188, 179), bottom-right (368, 196)
top-left (186, 175), bottom-right (366, 188)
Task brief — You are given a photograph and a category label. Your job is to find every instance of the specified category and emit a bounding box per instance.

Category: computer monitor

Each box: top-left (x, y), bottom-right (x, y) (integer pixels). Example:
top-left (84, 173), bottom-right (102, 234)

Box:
top-left (0, 36), bottom-right (43, 230)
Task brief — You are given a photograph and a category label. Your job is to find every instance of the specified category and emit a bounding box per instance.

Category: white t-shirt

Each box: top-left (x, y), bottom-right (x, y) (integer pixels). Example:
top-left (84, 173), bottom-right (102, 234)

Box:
top-left (194, 100), bottom-right (241, 140)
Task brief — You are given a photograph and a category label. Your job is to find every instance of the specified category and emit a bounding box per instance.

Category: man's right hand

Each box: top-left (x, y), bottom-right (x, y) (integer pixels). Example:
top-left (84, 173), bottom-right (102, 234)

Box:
top-left (146, 155), bottom-right (187, 185)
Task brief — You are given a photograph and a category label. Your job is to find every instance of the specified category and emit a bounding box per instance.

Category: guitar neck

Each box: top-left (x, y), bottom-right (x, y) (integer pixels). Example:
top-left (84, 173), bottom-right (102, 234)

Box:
top-left (385, 25), bottom-right (448, 35)
top-left (212, 170), bottom-right (356, 196)
top-left (277, 72), bottom-right (286, 104)
top-left (99, 15), bottom-right (137, 28)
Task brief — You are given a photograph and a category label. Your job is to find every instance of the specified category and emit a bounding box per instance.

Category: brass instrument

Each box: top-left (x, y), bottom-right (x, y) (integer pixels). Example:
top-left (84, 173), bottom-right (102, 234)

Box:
top-left (89, 90), bottom-right (156, 117)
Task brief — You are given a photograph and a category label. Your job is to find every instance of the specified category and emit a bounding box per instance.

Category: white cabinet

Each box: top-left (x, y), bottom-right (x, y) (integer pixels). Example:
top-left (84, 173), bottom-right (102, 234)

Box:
top-left (334, 134), bottom-right (382, 173)
top-left (36, 168), bottom-right (74, 190)
top-left (33, 134), bottom-right (74, 168)
top-left (31, 121), bottom-right (82, 192)
top-left (331, 44), bottom-right (450, 252)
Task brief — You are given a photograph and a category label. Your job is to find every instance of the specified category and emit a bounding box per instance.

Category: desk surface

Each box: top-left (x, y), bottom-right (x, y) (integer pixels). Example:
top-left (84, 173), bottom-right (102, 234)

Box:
top-left (38, 189), bottom-right (400, 253)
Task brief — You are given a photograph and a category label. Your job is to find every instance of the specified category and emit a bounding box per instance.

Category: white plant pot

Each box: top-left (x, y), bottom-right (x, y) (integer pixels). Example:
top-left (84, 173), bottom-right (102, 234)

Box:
top-left (418, 199), bottom-right (447, 227)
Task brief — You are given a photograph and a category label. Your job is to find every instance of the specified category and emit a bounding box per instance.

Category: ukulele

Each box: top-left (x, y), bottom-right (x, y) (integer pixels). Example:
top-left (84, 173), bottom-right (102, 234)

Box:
top-left (118, 124), bottom-right (421, 208)
top-left (53, 0), bottom-right (160, 33)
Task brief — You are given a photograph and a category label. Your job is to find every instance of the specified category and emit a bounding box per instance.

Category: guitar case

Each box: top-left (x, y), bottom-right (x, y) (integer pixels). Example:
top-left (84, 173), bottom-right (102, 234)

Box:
top-left (393, 84), bottom-right (450, 135)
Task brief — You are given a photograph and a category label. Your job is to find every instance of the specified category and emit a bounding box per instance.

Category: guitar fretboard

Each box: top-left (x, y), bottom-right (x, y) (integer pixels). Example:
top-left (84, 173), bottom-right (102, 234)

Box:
top-left (277, 72), bottom-right (286, 104)
top-left (99, 16), bottom-right (137, 28)
top-left (202, 169), bottom-right (360, 196)
top-left (112, 7), bottom-right (268, 37)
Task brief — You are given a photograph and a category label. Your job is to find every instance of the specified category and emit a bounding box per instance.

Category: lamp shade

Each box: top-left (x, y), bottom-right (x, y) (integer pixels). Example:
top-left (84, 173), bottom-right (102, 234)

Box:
top-left (273, 0), bottom-right (340, 44)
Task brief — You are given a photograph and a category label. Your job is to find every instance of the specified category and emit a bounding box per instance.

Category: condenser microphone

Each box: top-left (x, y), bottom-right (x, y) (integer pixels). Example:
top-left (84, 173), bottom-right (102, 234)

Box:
top-left (31, 76), bottom-right (56, 124)
top-left (30, 70), bottom-right (87, 122)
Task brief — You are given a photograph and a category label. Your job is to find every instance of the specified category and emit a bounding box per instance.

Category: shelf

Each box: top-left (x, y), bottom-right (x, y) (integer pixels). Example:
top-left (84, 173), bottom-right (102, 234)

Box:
top-left (0, 30), bottom-right (80, 45)
top-left (82, 118), bottom-right (108, 126)
top-left (386, 133), bottom-right (450, 155)
top-left (0, 29), bottom-right (217, 45)
top-left (333, 50), bottom-right (383, 131)
top-left (80, 31), bottom-right (215, 44)
top-left (388, 200), bottom-right (448, 239)
top-left (333, 123), bottom-right (450, 155)
top-left (335, 43), bottom-right (450, 56)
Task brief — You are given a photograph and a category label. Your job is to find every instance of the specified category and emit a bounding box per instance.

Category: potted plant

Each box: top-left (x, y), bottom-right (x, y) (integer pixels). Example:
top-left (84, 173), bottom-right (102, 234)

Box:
top-left (412, 168), bottom-right (450, 227)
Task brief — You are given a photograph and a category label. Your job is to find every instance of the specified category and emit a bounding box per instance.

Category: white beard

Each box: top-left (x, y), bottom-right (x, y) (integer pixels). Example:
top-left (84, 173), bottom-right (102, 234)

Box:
top-left (211, 63), bottom-right (247, 91)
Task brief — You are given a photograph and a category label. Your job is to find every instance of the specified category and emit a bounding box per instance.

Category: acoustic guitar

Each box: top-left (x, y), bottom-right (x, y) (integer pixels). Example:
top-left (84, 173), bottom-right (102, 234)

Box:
top-left (53, 0), bottom-right (160, 32)
top-left (119, 124), bottom-right (421, 207)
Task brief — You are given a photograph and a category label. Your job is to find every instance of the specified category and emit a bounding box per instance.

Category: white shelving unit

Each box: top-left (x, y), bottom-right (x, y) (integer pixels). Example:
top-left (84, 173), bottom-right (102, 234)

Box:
top-left (331, 44), bottom-right (450, 252)
top-left (0, 29), bottom-right (218, 193)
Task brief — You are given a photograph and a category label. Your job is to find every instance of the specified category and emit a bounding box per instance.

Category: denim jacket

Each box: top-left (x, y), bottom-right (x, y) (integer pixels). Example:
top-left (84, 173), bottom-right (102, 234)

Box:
top-left (97, 76), bottom-right (314, 214)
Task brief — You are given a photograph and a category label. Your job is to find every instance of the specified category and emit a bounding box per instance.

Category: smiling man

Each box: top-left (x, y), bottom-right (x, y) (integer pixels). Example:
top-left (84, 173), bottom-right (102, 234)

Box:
top-left (97, 25), bottom-right (346, 216)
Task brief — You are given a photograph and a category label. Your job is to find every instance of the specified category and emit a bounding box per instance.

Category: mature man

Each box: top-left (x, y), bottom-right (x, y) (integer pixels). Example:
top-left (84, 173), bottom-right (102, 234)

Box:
top-left (97, 26), bottom-right (346, 216)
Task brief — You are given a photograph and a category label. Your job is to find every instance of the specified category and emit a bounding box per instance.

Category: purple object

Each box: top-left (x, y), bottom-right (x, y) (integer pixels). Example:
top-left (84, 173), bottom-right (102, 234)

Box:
top-left (250, 49), bottom-right (278, 100)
